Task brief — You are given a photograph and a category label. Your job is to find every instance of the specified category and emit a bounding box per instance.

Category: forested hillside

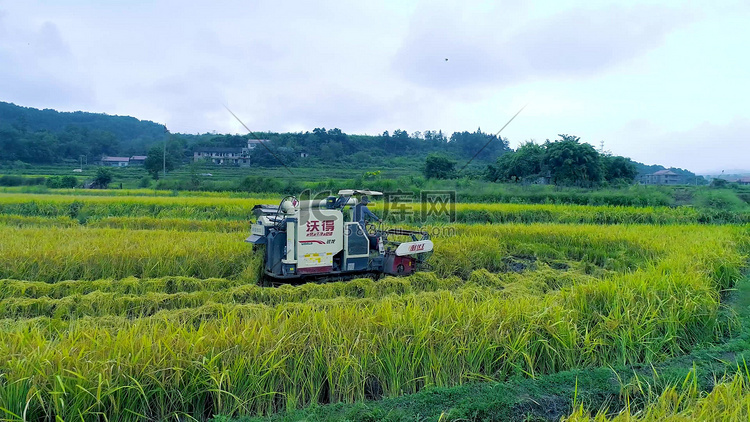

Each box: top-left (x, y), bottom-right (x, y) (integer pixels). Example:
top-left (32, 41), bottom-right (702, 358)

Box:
top-left (0, 101), bottom-right (512, 166)
top-left (174, 128), bottom-right (510, 169)
top-left (0, 101), bottom-right (699, 184)
top-left (0, 102), bottom-right (166, 163)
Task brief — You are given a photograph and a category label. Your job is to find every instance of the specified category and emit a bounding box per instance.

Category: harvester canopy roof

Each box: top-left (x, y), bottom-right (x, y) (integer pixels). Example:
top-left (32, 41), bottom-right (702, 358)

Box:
top-left (337, 189), bottom-right (383, 196)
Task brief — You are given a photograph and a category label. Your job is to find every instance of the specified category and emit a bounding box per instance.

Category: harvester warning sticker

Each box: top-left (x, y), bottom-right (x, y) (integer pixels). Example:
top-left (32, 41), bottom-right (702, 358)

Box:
top-left (303, 252), bottom-right (333, 266)
top-left (409, 243), bottom-right (425, 252)
top-left (306, 220), bottom-right (335, 237)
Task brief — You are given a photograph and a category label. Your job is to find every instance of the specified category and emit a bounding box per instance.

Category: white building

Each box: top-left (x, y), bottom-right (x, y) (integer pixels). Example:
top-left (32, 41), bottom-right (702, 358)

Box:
top-left (193, 139), bottom-right (269, 166)
top-left (101, 156), bottom-right (131, 167)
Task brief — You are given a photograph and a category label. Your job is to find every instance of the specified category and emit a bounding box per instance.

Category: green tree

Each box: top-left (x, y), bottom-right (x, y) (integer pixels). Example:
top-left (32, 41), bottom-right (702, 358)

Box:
top-left (249, 144), bottom-right (298, 167)
top-left (138, 176), bottom-right (152, 188)
top-left (45, 176), bottom-right (63, 188)
top-left (488, 142), bottom-right (544, 182)
top-left (47, 175), bottom-right (79, 188)
top-left (0, 101), bottom-right (165, 162)
top-left (423, 153), bottom-right (456, 179)
top-left (602, 155), bottom-right (637, 183)
top-left (144, 145), bottom-right (175, 179)
top-left (543, 135), bottom-right (603, 186)
top-left (61, 175), bottom-right (79, 188)
top-left (238, 176), bottom-right (284, 193)
top-left (449, 128), bottom-right (510, 161)
top-left (93, 167), bottom-right (113, 189)
top-left (710, 178), bottom-right (729, 188)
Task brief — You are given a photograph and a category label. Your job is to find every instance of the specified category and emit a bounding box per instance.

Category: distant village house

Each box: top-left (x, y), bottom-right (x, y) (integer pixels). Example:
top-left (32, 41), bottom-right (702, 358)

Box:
top-left (100, 156), bottom-right (147, 167)
top-left (643, 170), bottom-right (680, 185)
top-left (193, 139), bottom-right (266, 166)
top-left (100, 156), bottom-right (129, 167)
top-left (129, 156), bottom-right (147, 165)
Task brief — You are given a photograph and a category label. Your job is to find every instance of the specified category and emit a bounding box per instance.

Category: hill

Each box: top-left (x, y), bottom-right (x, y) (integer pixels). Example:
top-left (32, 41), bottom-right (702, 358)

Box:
top-left (171, 127), bottom-right (511, 170)
top-left (0, 101), bottom-right (166, 163)
top-left (0, 102), bottom-right (702, 183)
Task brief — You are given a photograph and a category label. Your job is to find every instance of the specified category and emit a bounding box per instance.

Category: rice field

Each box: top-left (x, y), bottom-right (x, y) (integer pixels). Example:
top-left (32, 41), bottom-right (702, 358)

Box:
top-left (1, 192), bottom-right (749, 224)
top-left (0, 192), bottom-right (748, 421)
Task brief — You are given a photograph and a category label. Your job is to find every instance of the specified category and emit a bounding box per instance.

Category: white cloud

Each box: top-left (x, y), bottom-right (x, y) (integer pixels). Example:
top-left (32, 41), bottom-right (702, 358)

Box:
top-left (0, 0), bottom-right (747, 171)
top-left (611, 118), bottom-right (750, 173)
top-left (392, 3), bottom-right (693, 90)
top-left (0, 14), bottom-right (93, 108)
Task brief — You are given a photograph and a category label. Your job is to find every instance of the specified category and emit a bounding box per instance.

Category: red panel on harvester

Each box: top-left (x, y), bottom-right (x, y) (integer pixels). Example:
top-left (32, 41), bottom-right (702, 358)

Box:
top-left (297, 266), bottom-right (334, 275)
top-left (386, 255), bottom-right (414, 275)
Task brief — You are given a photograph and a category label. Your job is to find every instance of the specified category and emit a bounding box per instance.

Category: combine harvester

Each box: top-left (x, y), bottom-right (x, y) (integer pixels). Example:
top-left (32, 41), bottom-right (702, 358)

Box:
top-left (246, 190), bottom-right (433, 285)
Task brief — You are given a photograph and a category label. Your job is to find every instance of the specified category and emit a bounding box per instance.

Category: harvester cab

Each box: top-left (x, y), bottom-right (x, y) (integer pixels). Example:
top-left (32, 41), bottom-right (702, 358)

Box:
top-left (246, 190), bottom-right (433, 284)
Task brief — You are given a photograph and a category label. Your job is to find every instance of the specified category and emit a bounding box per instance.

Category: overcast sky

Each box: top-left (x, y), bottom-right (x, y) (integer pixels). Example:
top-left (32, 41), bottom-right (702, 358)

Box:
top-left (1, 0), bottom-right (748, 173)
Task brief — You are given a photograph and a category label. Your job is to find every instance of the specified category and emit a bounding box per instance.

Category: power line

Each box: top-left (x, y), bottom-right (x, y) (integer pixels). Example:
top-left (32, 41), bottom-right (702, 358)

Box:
top-left (458, 103), bottom-right (528, 173)
top-left (224, 105), bottom-right (294, 175)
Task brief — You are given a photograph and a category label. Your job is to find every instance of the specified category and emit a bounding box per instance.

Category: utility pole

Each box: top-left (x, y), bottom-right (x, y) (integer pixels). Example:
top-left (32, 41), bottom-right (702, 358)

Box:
top-left (163, 137), bottom-right (166, 178)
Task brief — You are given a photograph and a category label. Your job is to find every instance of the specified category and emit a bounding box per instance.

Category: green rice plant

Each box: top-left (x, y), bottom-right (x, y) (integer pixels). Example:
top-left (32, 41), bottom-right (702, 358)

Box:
top-left (564, 369), bottom-right (750, 421)
top-left (0, 214), bottom-right (78, 228)
top-left (0, 222), bottom-right (666, 284)
top-left (0, 226), bottom-right (257, 282)
top-left (2, 192), bottom-right (749, 224)
top-left (426, 223), bottom-right (666, 278)
top-left (0, 193), bottom-right (275, 220)
top-left (0, 189), bottom-right (748, 420)
top-left (0, 277), bottom-right (725, 419)
top-left (0, 223), bottom-right (744, 419)
top-left (0, 213), bottom-right (250, 232)
top-left (87, 216), bottom-right (250, 232)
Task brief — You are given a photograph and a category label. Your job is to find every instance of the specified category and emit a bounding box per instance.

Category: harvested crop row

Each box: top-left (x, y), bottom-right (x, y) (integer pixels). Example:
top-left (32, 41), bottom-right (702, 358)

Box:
top-left (0, 267), bottom-right (601, 319)
top-left (0, 276), bottom-right (245, 299)
top-left (430, 223), bottom-right (663, 277)
top-left (0, 262), bottom-right (739, 420)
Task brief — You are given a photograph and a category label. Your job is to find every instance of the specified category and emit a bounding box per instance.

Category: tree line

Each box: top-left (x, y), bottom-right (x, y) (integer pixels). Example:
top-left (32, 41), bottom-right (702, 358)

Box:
top-left (0, 102), bottom-right (166, 164)
top-left (489, 135), bottom-right (637, 185)
top-left (0, 102), bottom-right (700, 187)
top-left (173, 127), bottom-right (510, 167)
top-left (423, 134), bottom-right (699, 186)
top-left (0, 97), bottom-right (511, 168)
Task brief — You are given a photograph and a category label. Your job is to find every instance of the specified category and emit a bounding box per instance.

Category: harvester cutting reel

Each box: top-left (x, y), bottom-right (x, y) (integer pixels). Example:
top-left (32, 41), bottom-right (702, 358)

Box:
top-left (370, 225), bottom-right (434, 274)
